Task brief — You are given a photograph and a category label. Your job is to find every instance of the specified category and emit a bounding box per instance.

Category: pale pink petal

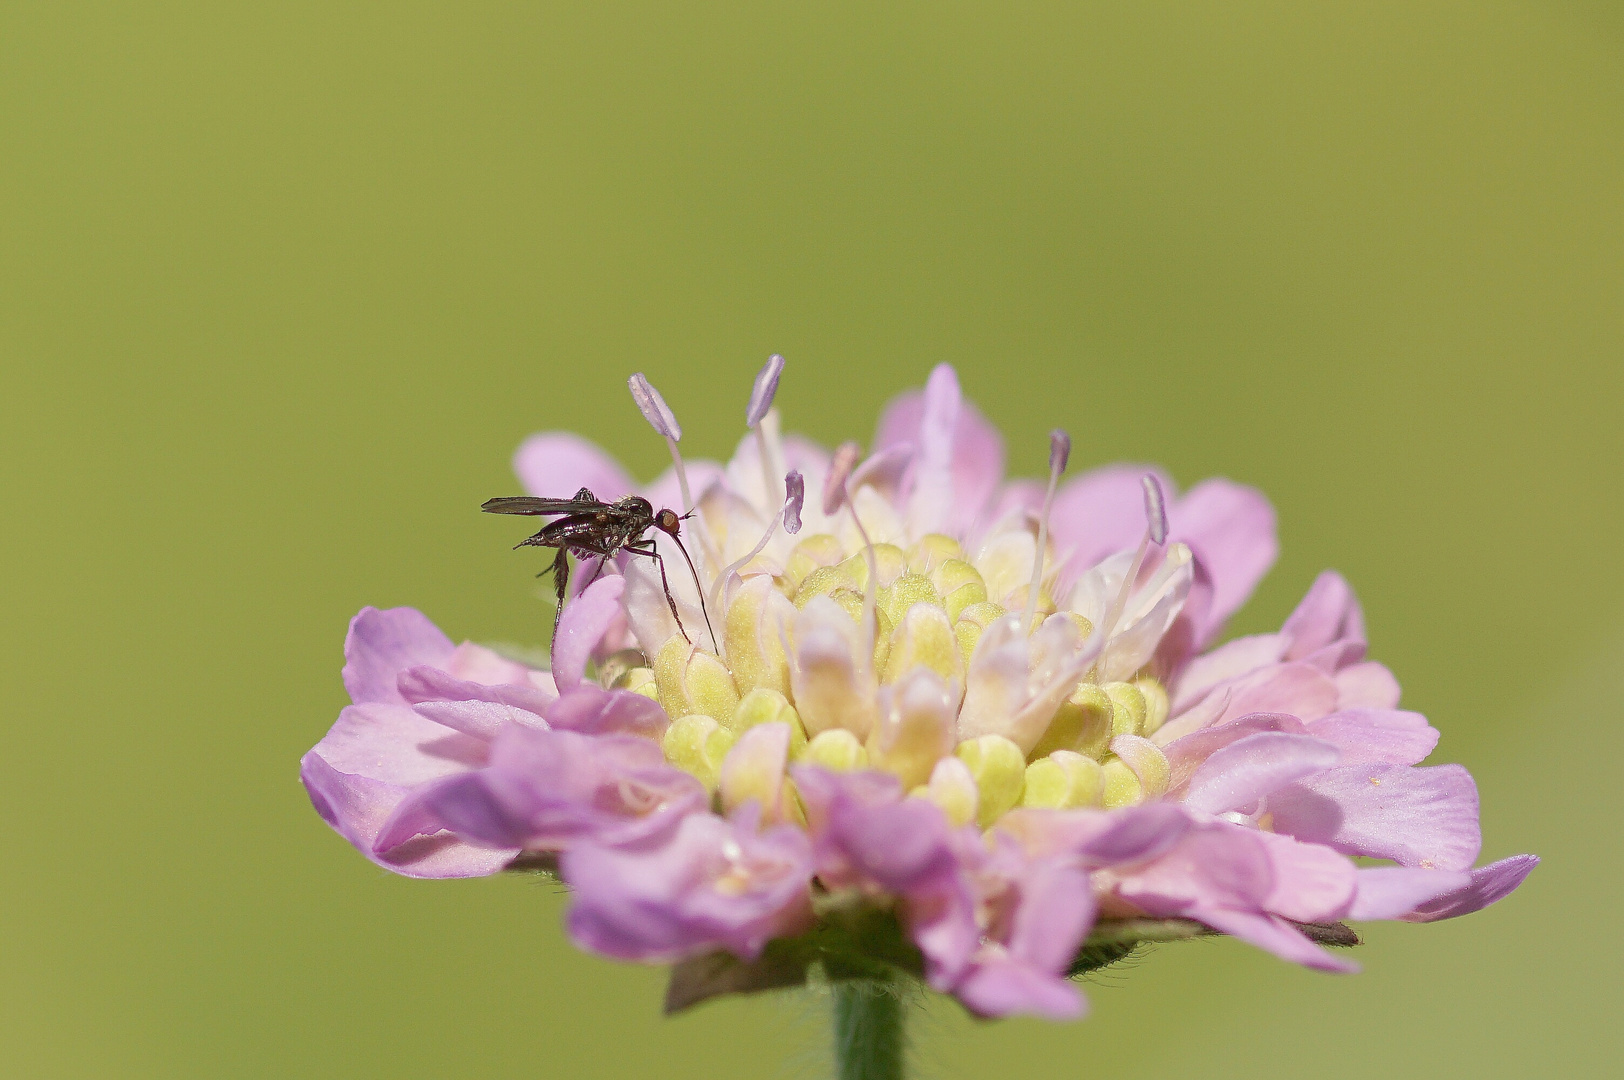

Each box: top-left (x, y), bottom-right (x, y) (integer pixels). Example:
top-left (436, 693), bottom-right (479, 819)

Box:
top-left (1196, 908), bottom-right (1358, 974)
top-left (301, 754), bottom-right (516, 878)
top-left (342, 607), bottom-right (455, 706)
top-left (1169, 478), bottom-right (1277, 644)
top-left (1170, 633), bottom-right (1287, 714)
top-left (876, 365), bottom-right (1006, 538)
top-left (1252, 830), bottom-right (1358, 923)
top-left (1349, 866), bottom-right (1472, 920)
top-left (1305, 709), bottom-right (1438, 766)
top-left (1268, 763), bottom-right (1482, 871)
top-left (514, 432), bottom-right (634, 501)
top-left (1402, 854), bottom-right (1539, 922)
top-left (411, 699), bottom-right (549, 741)
top-left (1335, 662), bottom-right (1402, 709)
top-left (1182, 732), bottom-right (1341, 815)
top-left (1281, 570), bottom-right (1366, 659)
top-left (1048, 464), bottom-right (1175, 586)
top-left (955, 961), bottom-right (1085, 1021)
top-left (552, 576), bottom-right (627, 691)
top-left (397, 665), bottom-right (557, 716)
top-left (1163, 713), bottom-right (1308, 794)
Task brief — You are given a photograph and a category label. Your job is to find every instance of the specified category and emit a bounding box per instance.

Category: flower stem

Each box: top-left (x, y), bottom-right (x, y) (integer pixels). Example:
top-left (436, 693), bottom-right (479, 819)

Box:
top-left (832, 982), bottom-right (905, 1080)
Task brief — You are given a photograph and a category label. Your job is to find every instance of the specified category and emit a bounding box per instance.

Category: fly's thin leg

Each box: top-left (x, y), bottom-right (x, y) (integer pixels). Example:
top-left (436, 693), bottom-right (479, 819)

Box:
top-left (627, 541), bottom-right (692, 644)
top-left (584, 554), bottom-right (611, 591)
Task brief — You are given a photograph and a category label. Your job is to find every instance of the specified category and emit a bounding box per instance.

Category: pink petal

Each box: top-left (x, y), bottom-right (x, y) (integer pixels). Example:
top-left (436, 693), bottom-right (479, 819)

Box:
top-left (552, 576), bottom-right (627, 691)
top-left (1196, 908), bottom-right (1358, 974)
top-left (1305, 708), bottom-right (1438, 766)
top-left (955, 960), bottom-right (1086, 1021)
top-left (1335, 661), bottom-right (1402, 709)
top-left (1349, 866), bottom-right (1472, 920)
top-left (1163, 713), bottom-right (1308, 794)
top-left (877, 365), bottom-right (1006, 538)
top-left (1401, 854), bottom-right (1539, 922)
top-left (1252, 830), bottom-right (1358, 923)
top-left (544, 684), bottom-right (671, 739)
top-left (1170, 633), bottom-right (1287, 714)
top-left (301, 754), bottom-right (516, 878)
top-left (342, 607), bottom-right (455, 706)
top-left (1169, 478), bottom-right (1278, 645)
top-left (1281, 571), bottom-right (1366, 659)
top-left (1268, 763), bottom-right (1482, 871)
top-left (397, 665), bottom-right (557, 716)
top-left (514, 432), bottom-right (634, 500)
top-left (1182, 732), bottom-right (1341, 815)
top-left (1048, 464), bottom-right (1175, 586)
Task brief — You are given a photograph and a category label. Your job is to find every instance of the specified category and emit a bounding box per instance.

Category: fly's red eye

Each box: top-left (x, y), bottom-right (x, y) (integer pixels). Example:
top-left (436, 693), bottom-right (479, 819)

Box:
top-left (658, 510), bottom-right (679, 531)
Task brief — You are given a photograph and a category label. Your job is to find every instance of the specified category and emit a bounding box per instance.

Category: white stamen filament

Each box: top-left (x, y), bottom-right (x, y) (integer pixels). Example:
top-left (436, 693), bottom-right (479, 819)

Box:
top-left (1095, 475), bottom-right (1170, 651)
top-left (1024, 429), bottom-right (1071, 633)
top-left (706, 472), bottom-right (802, 628)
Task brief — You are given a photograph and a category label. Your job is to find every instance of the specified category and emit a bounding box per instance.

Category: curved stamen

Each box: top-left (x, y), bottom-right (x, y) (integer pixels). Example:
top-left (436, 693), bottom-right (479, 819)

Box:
top-left (629, 372), bottom-right (693, 513)
top-left (706, 470), bottom-right (805, 623)
top-left (1024, 429), bottom-right (1071, 633)
top-left (747, 355), bottom-right (788, 510)
top-left (1096, 474), bottom-right (1169, 646)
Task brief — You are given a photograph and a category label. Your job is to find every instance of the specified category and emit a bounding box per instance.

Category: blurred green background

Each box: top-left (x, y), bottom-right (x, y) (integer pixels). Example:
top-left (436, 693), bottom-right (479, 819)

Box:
top-left (3, 2), bottom-right (1619, 1076)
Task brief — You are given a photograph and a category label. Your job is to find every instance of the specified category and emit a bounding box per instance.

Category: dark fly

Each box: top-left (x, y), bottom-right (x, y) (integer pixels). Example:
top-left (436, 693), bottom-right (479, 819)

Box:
top-left (481, 488), bottom-right (716, 649)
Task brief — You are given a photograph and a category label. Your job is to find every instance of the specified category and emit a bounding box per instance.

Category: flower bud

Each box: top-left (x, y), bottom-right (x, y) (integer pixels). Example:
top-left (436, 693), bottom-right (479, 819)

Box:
top-left (952, 600), bottom-right (1007, 668)
top-left (804, 728), bottom-right (869, 771)
top-left (732, 688), bottom-right (808, 758)
top-left (975, 529), bottom-right (1037, 606)
top-left (653, 637), bottom-right (741, 724)
top-left (839, 544), bottom-right (908, 591)
top-left (1103, 680), bottom-right (1148, 738)
top-left (720, 722), bottom-right (800, 824)
top-left (878, 572), bottom-right (941, 627)
top-left (914, 755), bottom-right (978, 828)
top-left (1110, 733), bottom-right (1170, 799)
top-left (867, 669), bottom-right (957, 789)
top-left (722, 575), bottom-right (793, 697)
top-left (955, 734), bottom-right (1026, 827)
top-left (930, 559), bottom-right (988, 620)
top-left (883, 602), bottom-right (962, 693)
top-left (662, 713), bottom-right (736, 792)
top-left (907, 534), bottom-right (963, 573)
top-left (1030, 681), bottom-right (1114, 760)
top-left (613, 665), bottom-right (659, 700)
top-left (1021, 751), bottom-right (1105, 809)
top-left (785, 533), bottom-right (845, 587)
top-left (1134, 675), bottom-right (1169, 736)
top-left (1100, 758), bottom-right (1143, 808)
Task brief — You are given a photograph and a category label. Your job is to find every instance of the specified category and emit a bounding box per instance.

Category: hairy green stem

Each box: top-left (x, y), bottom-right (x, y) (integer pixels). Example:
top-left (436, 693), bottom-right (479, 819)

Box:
top-left (832, 982), bottom-right (904, 1080)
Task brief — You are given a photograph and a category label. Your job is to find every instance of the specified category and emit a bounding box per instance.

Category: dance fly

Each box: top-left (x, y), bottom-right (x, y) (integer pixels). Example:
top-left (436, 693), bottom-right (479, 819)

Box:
top-left (481, 488), bottom-right (716, 648)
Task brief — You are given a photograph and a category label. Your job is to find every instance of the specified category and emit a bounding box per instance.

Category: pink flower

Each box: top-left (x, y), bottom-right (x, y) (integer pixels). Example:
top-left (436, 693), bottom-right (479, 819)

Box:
top-left (302, 357), bottom-right (1536, 1022)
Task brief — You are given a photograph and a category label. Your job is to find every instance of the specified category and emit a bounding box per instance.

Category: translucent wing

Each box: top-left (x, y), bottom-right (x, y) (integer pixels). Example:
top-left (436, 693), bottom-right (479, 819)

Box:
top-left (481, 491), bottom-right (603, 515)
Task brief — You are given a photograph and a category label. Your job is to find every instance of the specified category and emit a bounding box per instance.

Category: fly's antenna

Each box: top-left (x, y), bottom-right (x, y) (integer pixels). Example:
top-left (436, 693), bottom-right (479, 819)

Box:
top-left (668, 531), bottom-right (720, 653)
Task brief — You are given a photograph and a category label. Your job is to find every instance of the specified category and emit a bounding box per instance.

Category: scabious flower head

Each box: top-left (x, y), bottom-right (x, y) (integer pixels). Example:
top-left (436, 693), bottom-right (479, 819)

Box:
top-left (302, 357), bottom-right (1537, 1022)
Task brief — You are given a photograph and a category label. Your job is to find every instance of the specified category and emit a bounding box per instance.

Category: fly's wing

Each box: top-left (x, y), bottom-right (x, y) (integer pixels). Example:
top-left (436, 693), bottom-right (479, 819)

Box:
top-left (482, 491), bottom-right (603, 516)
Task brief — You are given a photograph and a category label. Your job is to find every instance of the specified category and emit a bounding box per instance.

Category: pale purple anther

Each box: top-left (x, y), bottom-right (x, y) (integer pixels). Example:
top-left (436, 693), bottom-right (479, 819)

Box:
top-left (746, 354), bottom-right (786, 428)
top-left (783, 470), bottom-right (805, 534)
top-left (628, 372), bottom-right (682, 441)
top-left (1049, 429), bottom-right (1071, 475)
top-left (1142, 473), bottom-right (1167, 545)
